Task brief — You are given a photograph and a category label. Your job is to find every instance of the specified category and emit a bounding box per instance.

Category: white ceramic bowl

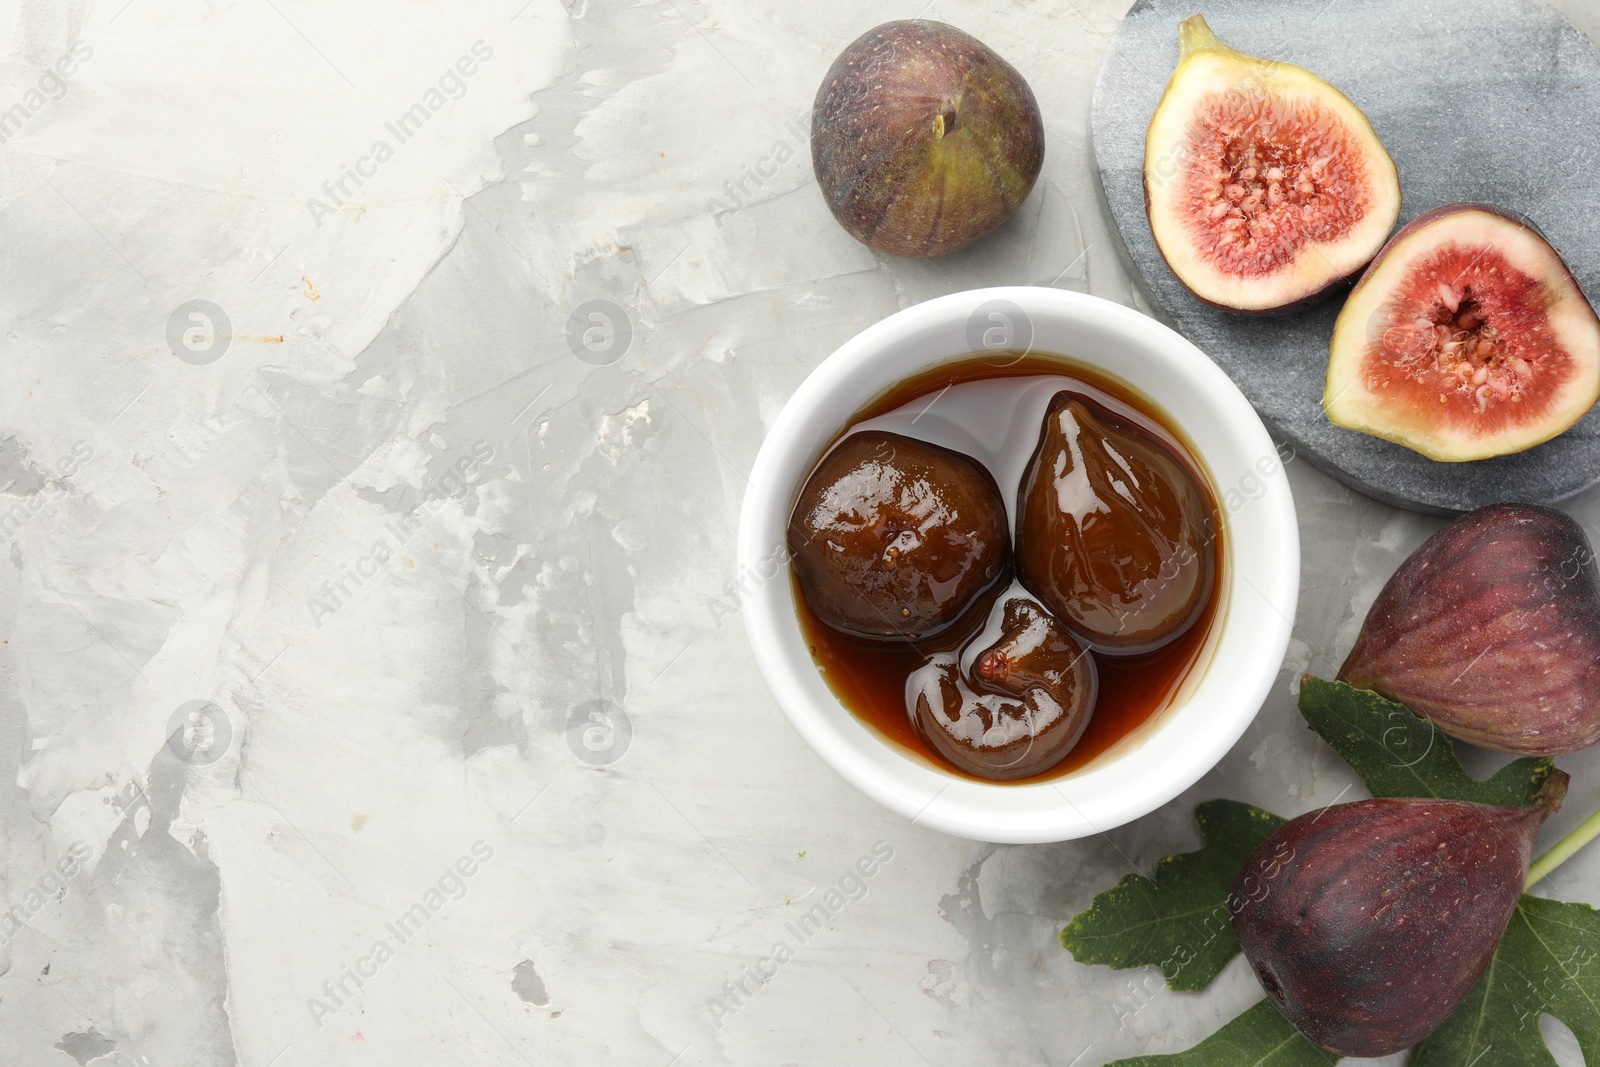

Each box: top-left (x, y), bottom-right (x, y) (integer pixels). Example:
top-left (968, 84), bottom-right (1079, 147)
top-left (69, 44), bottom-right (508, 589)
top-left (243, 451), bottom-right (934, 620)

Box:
top-left (738, 287), bottom-right (1298, 843)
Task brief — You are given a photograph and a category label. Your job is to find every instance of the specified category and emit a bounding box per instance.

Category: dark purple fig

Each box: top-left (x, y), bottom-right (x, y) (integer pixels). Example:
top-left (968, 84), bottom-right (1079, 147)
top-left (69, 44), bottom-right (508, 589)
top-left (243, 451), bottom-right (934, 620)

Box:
top-left (908, 597), bottom-right (1096, 780)
top-left (1015, 391), bottom-right (1217, 654)
top-left (1232, 774), bottom-right (1567, 1057)
top-left (811, 20), bottom-right (1044, 257)
top-left (1339, 503), bottom-right (1600, 754)
top-left (788, 431), bottom-right (1009, 640)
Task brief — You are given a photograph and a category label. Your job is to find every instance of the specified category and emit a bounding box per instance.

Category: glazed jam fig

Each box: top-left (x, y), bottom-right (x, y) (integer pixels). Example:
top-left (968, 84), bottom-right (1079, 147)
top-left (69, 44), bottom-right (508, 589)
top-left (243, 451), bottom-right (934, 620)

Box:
top-left (1016, 392), bottom-right (1216, 655)
top-left (787, 430), bottom-right (1010, 640)
top-left (908, 597), bottom-right (1096, 780)
top-left (791, 355), bottom-right (1224, 783)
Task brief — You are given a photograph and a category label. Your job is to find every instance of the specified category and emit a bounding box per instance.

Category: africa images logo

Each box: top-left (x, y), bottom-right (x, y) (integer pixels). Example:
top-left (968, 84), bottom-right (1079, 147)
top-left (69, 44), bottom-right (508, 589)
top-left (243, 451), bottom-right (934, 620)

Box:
top-left (304, 41), bottom-right (495, 228)
top-left (306, 841), bottom-right (494, 1026)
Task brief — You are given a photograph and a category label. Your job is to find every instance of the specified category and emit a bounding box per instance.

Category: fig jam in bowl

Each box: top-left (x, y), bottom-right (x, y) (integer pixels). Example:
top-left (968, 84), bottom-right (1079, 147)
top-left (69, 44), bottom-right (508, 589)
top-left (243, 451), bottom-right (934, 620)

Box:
top-left (738, 287), bottom-right (1298, 843)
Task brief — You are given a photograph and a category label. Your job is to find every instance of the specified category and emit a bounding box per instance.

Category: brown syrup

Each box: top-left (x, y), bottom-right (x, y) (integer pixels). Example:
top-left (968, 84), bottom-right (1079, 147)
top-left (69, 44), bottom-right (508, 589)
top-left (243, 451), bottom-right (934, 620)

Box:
top-left (791, 353), bottom-right (1226, 784)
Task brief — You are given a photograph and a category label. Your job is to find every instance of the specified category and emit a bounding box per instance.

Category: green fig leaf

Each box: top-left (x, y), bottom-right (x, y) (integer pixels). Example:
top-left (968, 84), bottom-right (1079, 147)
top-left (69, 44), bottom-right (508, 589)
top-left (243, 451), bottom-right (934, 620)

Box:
top-left (1414, 895), bottom-right (1600, 1066)
top-left (1297, 677), bottom-right (1556, 806)
top-left (1061, 800), bottom-right (1284, 992)
top-left (1105, 1000), bottom-right (1336, 1066)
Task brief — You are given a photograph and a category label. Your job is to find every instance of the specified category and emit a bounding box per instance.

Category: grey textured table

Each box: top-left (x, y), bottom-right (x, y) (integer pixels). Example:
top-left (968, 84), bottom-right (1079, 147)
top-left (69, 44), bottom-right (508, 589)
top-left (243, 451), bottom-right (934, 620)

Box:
top-left (3, 2), bottom-right (1600, 1066)
top-left (1094, 0), bottom-right (1600, 513)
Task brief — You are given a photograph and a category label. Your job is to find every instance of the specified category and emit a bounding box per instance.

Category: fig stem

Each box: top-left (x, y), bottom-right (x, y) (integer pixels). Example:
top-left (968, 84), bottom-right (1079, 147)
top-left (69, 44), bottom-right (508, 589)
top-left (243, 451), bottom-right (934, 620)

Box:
top-left (1527, 804), bottom-right (1600, 889)
top-left (1176, 14), bottom-right (1238, 62)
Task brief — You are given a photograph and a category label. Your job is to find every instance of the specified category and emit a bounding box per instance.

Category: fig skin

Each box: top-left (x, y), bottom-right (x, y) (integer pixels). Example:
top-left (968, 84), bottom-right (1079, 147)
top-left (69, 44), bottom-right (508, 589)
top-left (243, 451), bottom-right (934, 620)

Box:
top-left (1324, 203), bottom-right (1600, 461)
top-left (1015, 392), bottom-right (1217, 654)
top-left (1339, 503), bottom-right (1600, 754)
top-left (811, 20), bottom-right (1044, 258)
top-left (1232, 775), bottom-right (1567, 1057)
top-left (788, 430), bottom-right (1009, 641)
top-left (908, 597), bottom-right (1097, 780)
top-left (1143, 15), bottom-right (1400, 313)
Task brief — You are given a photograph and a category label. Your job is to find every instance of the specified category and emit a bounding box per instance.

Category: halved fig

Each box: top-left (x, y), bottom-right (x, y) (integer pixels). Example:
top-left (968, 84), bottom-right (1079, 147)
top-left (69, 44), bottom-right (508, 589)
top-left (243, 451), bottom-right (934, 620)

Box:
top-left (1144, 15), bottom-right (1400, 312)
top-left (1325, 204), bottom-right (1600, 461)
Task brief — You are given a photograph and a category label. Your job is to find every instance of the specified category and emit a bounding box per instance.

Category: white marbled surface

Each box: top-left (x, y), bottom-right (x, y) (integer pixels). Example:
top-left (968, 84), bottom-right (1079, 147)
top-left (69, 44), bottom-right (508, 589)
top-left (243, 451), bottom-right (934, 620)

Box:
top-left (3, 1), bottom-right (1600, 1065)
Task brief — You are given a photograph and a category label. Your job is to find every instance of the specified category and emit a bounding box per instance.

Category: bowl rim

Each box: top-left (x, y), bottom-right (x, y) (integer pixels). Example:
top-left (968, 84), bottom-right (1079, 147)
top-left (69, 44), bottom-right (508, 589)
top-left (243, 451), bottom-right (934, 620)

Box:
top-left (737, 285), bottom-right (1299, 842)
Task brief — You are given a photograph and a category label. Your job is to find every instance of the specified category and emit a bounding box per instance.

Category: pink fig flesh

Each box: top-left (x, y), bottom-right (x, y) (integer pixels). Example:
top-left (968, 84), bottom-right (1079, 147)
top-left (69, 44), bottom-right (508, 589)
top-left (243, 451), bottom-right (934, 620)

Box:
top-left (1339, 502), bottom-right (1600, 754)
top-left (1143, 15), bottom-right (1400, 312)
top-left (1232, 777), bottom-right (1566, 1057)
top-left (1325, 204), bottom-right (1600, 461)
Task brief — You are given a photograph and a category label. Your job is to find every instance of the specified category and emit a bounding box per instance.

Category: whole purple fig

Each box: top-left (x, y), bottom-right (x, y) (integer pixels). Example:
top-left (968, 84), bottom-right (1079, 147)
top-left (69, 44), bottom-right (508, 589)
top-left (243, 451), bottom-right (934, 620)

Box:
top-left (811, 21), bottom-right (1044, 257)
top-left (1231, 775), bottom-right (1567, 1057)
top-left (1339, 503), bottom-right (1600, 754)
